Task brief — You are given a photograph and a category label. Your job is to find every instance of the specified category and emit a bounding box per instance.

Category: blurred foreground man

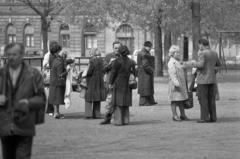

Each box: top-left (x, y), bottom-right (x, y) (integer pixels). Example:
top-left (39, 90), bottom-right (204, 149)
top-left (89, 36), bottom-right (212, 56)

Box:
top-left (192, 39), bottom-right (221, 123)
top-left (0, 43), bottom-right (46, 159)
top-left (137, 41), bottom-right (157, 106)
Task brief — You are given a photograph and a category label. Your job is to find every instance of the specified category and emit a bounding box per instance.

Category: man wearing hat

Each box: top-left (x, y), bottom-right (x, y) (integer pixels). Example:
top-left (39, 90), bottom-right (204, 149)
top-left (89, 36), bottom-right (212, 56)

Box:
top-left (137, 41), bottom-right (157, 106)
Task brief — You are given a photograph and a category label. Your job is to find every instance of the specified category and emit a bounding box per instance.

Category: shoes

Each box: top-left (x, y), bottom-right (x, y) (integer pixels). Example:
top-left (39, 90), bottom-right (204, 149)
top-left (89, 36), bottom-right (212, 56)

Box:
top-left (151, 102), bottom-right (158, 105)
top-left (180, 116), bottom-right (190, 121)
top-left (84, 117), bottom-right (93, 120)
top-left (47, 113), bottom-right (53, 116)
top-left (197, 120), bottom-right (210, 123)
top-left (172, 116), bottom-right (181, 122)
top-left (53, 114), bottom-right (64, 119)
top-left (100, 120), bottom-right (111, 125)
top-left (114, 124), bottom-right (123, 126)
top-left (210, 119), bottom-right (217, 123)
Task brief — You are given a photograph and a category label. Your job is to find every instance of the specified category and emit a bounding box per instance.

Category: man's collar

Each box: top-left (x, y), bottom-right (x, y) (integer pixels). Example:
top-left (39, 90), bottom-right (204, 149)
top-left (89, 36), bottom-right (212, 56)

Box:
top-left (9, 62), bottom-right (23, 71)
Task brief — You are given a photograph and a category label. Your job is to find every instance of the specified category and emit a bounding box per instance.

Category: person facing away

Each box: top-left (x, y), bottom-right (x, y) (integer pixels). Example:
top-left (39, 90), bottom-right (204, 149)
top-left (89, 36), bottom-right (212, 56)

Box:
top-left (108, 45), bottom-right (136, 126)
top-left (100, 41), bottom-right (122, 125)
top-left (191, 38), bottom-right (221, 123)
top-left (137, 41), bottom-right (157, 106)
top-left (84, 48), bottom-right (105, 119)
top-left (0, 43), bottom-right (46, 159)
top-left (168, 45), bottom-right (190, 122)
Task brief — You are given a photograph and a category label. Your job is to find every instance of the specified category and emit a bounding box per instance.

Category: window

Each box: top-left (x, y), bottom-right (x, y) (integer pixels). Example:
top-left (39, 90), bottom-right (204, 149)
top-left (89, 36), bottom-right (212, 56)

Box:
top-left (6, 24), bottom-right (16, 44)
top-left (60, 24), bottom-right (70, 47)
top-left (85, 35), bottom-right (97, 49)
top-left (62, 34), bottom-right (70, 47)
top-left (25, 34), bottom-right (34, 47)
top-left (116, 24), bottom-right (134, 53)
top-left (24, 24), bottom-right (34, 47)
top-left (6, 0), bottom-right (14, 3)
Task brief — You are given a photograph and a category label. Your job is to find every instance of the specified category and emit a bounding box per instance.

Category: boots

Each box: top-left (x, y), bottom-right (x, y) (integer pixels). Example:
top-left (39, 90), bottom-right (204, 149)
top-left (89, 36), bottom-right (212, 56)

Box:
top-left (100, 114), bottom-right (112, 125)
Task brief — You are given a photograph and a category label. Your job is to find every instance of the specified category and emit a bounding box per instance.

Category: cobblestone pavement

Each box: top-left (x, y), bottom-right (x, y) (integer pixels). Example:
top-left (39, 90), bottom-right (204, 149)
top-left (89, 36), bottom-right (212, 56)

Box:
top-left (1, 72), bottom-right (240, 159)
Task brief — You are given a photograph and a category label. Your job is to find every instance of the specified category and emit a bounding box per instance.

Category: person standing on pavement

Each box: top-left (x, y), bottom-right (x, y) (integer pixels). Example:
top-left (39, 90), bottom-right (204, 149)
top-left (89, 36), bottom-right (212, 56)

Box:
top-left (84, 48), bottom-right (105, 119)
top-left (109, 45), bottom-right (136, 126)
top-left (191, 39), bottom-right (221, 123)
top-left (100, 41), bottom-right (122, 125)
top-left (168, 45), bottom-right (190, 122)
top-left (0, 43), bottom-right (46, 159)
top-left (137, 41), bottom-right (157, 106)
top-left (48, 44), bottom-right (71, 119)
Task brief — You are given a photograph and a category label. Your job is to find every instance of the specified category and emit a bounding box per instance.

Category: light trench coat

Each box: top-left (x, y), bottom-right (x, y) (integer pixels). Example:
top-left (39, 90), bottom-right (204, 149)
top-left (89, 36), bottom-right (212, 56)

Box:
top-left (168, 57), bottom-right (188, 101)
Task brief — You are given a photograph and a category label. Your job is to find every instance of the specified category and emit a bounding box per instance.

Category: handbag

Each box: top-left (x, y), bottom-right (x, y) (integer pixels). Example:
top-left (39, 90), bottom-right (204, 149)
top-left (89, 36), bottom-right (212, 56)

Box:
top-left (184, 92), bottom-right (194, 109)
top-left (58, 75), bottom-right (66, 87)
top-left (189, 74), bottom-right (197, 92)
top-left (129, 74), bottom-right (137, 89)
top-left (42, 69), bottom-right (50, 85)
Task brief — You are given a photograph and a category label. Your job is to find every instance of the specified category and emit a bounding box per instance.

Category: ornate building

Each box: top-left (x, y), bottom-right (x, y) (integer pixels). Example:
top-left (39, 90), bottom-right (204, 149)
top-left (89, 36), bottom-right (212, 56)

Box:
top-left (0, 0), bottom-right (153, 57)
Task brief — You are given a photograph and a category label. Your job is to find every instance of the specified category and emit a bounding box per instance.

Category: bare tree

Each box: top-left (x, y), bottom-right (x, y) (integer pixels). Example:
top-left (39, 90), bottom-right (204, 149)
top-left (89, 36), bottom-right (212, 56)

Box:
top-left (16, 0), bottom-right (68, 54)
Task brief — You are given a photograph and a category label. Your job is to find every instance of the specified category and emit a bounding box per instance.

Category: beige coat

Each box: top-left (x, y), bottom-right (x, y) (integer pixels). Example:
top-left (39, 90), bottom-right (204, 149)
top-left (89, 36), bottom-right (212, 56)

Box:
top-left (168, 57), bottom-right (188, 101)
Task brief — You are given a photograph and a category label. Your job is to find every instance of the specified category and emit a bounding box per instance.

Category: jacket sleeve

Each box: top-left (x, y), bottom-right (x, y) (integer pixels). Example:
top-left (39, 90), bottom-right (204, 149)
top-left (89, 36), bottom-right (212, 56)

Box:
top-left (215, 54), bottom-right (221, 67)
top-left (142, 55), bottom-right (154, 74)
top-left (103, 55), bottom-right (112, 73)
top-left (109, 60), bottom-right (119, 85)
top-left (87, 60), bottom-right (94, 76)
top-left (168, 62), bottom-right (180, 87)
top-left (56, 62), bottom-right (68, 78)
top-left (193, 52), bottom-right (205, 69)
top-left (28, 70), bottom-right (46, 111)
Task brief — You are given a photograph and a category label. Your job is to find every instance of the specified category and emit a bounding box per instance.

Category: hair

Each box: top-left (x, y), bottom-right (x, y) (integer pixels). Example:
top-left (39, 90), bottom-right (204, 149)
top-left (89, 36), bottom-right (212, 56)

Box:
top-left (49, 41), bottom-right (59, 49)
top-left (89, 47), bottom-right (101, 57)
top-left (118, 45), bottom-right (130, 56)
top-left (112, 41), bottom-right (122, 48)
top-left (4, 43), bottom-right (25, 55)
top-left (169, 45), bottom-right (180, 57)
top-left (50, 44), bottom-right (62, 55)
top-left (198, 38), bottom-right (210, 47)
top-left (144, 41), bottom-right (153, 47)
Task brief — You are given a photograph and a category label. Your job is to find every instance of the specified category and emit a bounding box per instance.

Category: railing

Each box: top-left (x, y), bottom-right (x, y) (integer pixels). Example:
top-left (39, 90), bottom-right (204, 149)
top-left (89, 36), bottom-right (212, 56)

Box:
top-left (1, 56), bottom-right (103, 70)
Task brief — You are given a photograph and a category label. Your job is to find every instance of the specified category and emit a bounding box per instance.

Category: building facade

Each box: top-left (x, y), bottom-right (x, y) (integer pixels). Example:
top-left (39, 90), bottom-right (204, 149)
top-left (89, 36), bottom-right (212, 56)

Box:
top-left (0, 0), bottom-right (154, 57)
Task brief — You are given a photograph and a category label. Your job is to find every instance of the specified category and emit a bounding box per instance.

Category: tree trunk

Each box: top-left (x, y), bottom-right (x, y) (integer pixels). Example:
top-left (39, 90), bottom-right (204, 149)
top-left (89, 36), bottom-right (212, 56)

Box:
top-left (154, 24), bottom-right (163, 77)
top-left (191, 0), bottom-right (201, 60)
top-left (41, 17), bottom-right (48, 55)
top-left (164, 30), bottom-right (171, 67)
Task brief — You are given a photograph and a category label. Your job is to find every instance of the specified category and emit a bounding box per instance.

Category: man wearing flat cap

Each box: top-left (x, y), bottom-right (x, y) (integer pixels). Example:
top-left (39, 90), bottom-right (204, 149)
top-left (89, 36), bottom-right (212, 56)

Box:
top-left (137, 41), bottom-right (158, 106)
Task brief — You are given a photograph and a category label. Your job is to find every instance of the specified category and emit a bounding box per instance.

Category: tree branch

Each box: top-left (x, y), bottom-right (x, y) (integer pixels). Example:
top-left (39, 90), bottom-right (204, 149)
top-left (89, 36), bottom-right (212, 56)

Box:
top-left (17, 0), bottom-right (44, 17)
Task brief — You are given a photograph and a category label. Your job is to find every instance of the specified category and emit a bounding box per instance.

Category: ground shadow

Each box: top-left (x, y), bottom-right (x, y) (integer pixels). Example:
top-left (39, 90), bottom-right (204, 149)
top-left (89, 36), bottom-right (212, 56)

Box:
top-left (64, 112), bottom-right (85, 119)
top-left (130, 120), bottom-right (163, 125)
top-left (217, 117), bottom-right (240, 123)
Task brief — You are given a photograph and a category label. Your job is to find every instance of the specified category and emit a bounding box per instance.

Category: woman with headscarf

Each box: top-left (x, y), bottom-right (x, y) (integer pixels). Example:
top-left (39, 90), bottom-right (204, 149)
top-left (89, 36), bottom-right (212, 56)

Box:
top-left (168, 45), bottom-right (189, 122)
top-left (84, 48), bottom-right (105, 119)
top-left (109, 45), bottom-right (136, 126)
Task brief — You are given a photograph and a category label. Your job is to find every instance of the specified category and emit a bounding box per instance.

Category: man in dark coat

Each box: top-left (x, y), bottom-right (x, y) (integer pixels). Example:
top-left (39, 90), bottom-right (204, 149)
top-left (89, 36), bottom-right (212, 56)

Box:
top-left (100, 41), bottom-right (122, 124)
top-left (192, 39), bottom-right (221, 123)
top-left (0, 43), bottom-right (46, 159)
top-left (137, 41), bottom-right (157, 106)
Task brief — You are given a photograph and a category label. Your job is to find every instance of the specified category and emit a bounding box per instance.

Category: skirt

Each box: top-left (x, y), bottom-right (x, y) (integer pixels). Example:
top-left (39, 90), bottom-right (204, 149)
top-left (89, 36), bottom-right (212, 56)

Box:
top-left (48, 86), bottom-right (65, 105)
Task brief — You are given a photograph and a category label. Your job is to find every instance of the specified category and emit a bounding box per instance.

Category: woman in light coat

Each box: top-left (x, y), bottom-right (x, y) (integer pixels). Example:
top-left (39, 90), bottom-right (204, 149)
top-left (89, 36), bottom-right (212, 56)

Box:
top-left (168, 45), bottom-right (189, 122)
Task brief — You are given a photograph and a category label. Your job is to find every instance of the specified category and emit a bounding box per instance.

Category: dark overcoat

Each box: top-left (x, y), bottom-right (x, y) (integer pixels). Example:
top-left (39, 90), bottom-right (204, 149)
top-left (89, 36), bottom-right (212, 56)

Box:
top-left (49, 57), bottom-right (68, 105)
top-left (0, 62), bottom-right (46, 137)
top-left (85, 57), bottom-right (105, 102)
top-left (137, 48), bottom-right (155, 96)
top-left (103, 52), bottom-right (120, 84)
top-left (109, 56), bottom-right (136, 106)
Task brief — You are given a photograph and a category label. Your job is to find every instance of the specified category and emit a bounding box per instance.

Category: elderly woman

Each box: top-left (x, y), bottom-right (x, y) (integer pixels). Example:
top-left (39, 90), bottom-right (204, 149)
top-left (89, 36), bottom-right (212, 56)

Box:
top-left (109, 45), bottom-right (136, 126)
top-left (84, 48), bottom-right (105, 119)
top-left (168, 45), bottom-right (189, 122)
top-left (49, 44), bottom-right (71, 119)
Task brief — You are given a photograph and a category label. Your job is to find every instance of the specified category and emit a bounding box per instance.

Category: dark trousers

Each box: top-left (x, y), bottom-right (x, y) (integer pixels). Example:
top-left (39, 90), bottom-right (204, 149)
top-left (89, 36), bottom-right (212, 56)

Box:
top-left (1, 136), bottom-right (33, 159)
top-left (197, 84), bottom-right (217, 121)
top-left (114, 106), bottom-right (130, 125)
top-left (85, 101), bottom-right (101, 118)
top-left (139, 95), bottom-right (155, 106)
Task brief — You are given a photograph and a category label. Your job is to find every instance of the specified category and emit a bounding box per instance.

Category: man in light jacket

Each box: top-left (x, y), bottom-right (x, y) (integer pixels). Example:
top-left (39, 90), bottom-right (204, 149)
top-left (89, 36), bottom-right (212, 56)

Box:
top-left (0, 43), bottom-right (46, 159)
top-left (192, 39), bottom-right (221, 123)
